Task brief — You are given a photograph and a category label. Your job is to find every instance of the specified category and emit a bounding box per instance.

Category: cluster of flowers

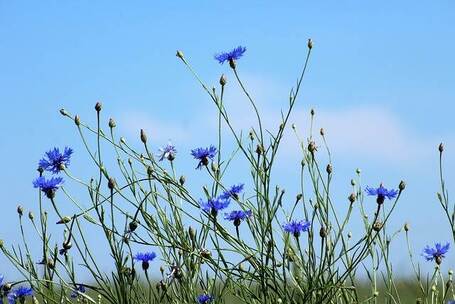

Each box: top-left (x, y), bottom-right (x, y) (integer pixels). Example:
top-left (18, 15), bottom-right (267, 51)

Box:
top-left (33, 147), bottom-right (73, 199)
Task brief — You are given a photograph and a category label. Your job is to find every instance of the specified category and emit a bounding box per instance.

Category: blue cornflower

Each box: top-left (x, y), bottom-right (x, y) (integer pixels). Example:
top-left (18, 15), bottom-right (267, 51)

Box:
top-left (200, 197), bottom-right (230, 217)
top-left (70, 284), bottom-right (86, 299)
top-left (158, 142), bottom-right (177, 161)
top-left (219, 184), bottom-right (244, 200)
top-left (39, 147), bottom-right (73, 174)
top-left (224, 210), bottom-right (252, 227)
top-left (33, 176), bottom-right (64, 199)
top-left (191, 146), bottom-right (217, 169)
top-left (134, 252), bottom-right (157, 271)
top-left (365, 184), bottom-right (399, 204)
top-left (422, 242), bottom-right (450, 265)
top-left (214, 46), bottom-right (246, 66)
top-left (282, 220), bottom-right (311, 238)
top-left (197, 294), bottom-right (214, 304)
top-left (7, 286), bottom-right (33, 304)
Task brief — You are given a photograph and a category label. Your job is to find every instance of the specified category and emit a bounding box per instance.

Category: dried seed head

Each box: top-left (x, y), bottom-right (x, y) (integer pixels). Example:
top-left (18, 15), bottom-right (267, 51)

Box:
top-left (95, 102), bottom-right (102, 112)
top-left (109, 118), bottom-right (116, 128)
top-left (140, 129), bottom-right (147, 144)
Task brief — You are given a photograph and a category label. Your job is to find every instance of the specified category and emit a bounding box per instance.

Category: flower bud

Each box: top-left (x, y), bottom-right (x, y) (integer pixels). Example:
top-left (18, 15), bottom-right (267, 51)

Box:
top-left (404, 222), bottom-right (410, 232)
top-left (296, 193), bottom-right (303, 203)
top-left (320, 128), bottom-right (325, 136)
top-left (200, 248), bottom-right (211, 259)
top-left (319, 227), bottom-right (327, 238)
top-left (74, 115), bottom-right (81, 126)
top-left (229, 58), bottom-right (236, 69)
top-left (219, 74), bottom-right (227, 86)
top-left (179, 175), bottom-right (186, 185)
top-left (17, 205), bottom-right (24, 216)
top-left (373, 221), bottom-right (383, 232)
top-left (129, 221), bottom-right (139, 232)
top-left (189, 226), bottom-right (196, 241)
top-left (109, 118), bottom-right (116, 128)
top-left (351, 179), bottom-right (356, 186)
top-left (256, 144), bottom-right (264, 155)
top-left (56, 216), bottom-right (72, 225)
top-left (63, 241), bottom-right (72, 250)
top-left (140, 129), bottom-right (147, 144)
top-left (95, 102), bottom-right (102, 112)
top-left (108, 177), bottom-right (116, 190)
top-left (348, 193), bottom-right (356, 204)
top-left (347, 232), bottom-right (352, 238)
top-left (59, 108), bottom-right (68, 116)
top-left (307, 39), bottom-right (313, 49)
top-left (399, 180), bottom-right (406, 191)
top-left (308, 141), bottom-right (317, 155)
top-left (176, 50), bottom-right (184, 60)
top-left (310, 108), bottom-right (315, 116)
top-left (356, 168), bottom-right (361, 175)
top-left (326, 164), bottom-right (332, 174)
top-left (373, 291), bottom-right (379, 297)
top-left (249, 130), bottom-right (254, 141)
top-left (439, 143), bottom-right (444, 153)
top-left (28, 212), bottom-right (34, 221)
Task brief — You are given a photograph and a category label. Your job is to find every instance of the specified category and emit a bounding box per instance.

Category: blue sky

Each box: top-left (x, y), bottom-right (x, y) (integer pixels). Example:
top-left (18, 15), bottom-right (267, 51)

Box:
top-left (1, 1), bottom-right (455, 278)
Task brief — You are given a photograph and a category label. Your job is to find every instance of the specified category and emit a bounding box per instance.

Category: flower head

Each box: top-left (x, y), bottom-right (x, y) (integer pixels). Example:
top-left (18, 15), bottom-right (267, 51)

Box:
top-left (423, 242), bottom-right (450, 265)
top-left (200, 197), bottom-right (230, 217)
top-left (39, 147), bottom-right (73, 174)
top-left (219, 184), bottom-right (244, 200)
top-left (158, 142), bottom-right (177, 161)
top-left (365, 184), bottom-right (398, 204)
top-left (214, 46), bottom-right (246, 65)
top-left (134, 252), bottom-right (157, 271)
top-left (224, 210), bottom-right (252, 226)
top-left (7, 286), bottom-right (33, 304)
top-left (191, 146), bottom-right (217, 169)
top-left (33, 176), bottom-right (64, 199)
top-left (282, 220), bottom-right (311, 238)
top-left (70, 284), bottom-right (86, 299)
top-left (197, 294), bottom-right (214, 304)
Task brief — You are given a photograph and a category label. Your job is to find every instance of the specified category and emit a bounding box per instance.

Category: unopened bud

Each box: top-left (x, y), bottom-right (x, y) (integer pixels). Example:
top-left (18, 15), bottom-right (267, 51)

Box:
top-left (108, 177), bottom-right (116, 190)
top-left (249, 130), bottom-right (254, 141)
top-left (310, 108), bottom-right (315, 116)
top-left (140, 129), bottom-right (147, 144)
top-left (129, 221), bottom-right (139, 232)
top-left (399, 180), bottom-right (406, 191)
top-left (95, 102), bottom-right (102, 112)
top-left (351, 179), bottom-right (356, 186)
top-left (189, 226), bottom-right (196, 241)
top-left (28, 212), bottom-right (34, 221)
top-left (320, 128), bottom-right (325, 136)
top-left (176, 50), bottom-right (184, 60)
top-left (439, 143), bottom-right (444, 153)
top-left (307, 39), bottom-right (313, 49)
top-left (179, 175), bottom-right (185, 185)
top-left (404, 222), bottom-right (410, 232)
top-left (17, 205), bottom-right (23, 216)
top-left (219, 74), bottom-right (227, 86)
top-left (57, 216), bottom-right (72, 225)
top-left (109, 118), bottom-right (116, 128)
top-left (74, 115), bottom-right (81, 126)
top-left (296, 193), bottom-right (303, 202)
top-left (256, 144), bottom-right (264, 155)
top-left (308, 141), bottom-right (317, 155)
top-left (59, 108), bottom-right (68, 116)
top-left (348, 193), bottom-right (356, 204)
top-left (319, 227), bottom-right (327, 238)
top-left (356, 168), bottom-right (361, 175)
top-left (326, 164), bottom-right (332, 174)
top-left (373, 221), bottom-right (383, 232)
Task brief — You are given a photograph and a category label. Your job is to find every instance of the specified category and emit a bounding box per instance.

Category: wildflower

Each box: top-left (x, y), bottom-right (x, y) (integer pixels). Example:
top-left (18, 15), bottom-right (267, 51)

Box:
top-left (219, 184), bottom-right (244, 200)
top-left (7, 286), bottom-right (33, 304)
top-left (70, 284), bottom-right (86, 298)
top-left (134, 252), bottom-right (157, 271)
top-left (214, 46), bottom-right (246, 65)
top-left (191, 146), bottom-right (217, 169)
top-left (423, 242), bottom-right (450, 265)
top-left (282, 220), bottom-right (311, 238)
top-left (224, 210), bottom-right (252, 227)
top-left (197, 294), bottom-right (214, 304)
top-left (38, 147), bottom-right (73, 174)
top-left (365, 184), bottom-right (398, 204)
top-left (200, 197), bottom-right (230, 217)
top-left (158, 142), bottom-right (177, 161)
top-left (33, 176), bottom-right (64, 199)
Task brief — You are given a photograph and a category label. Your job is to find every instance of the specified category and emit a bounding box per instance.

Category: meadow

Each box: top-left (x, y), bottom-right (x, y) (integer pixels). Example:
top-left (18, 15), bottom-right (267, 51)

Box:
top-left (1, 42), bottom-right (454, 304)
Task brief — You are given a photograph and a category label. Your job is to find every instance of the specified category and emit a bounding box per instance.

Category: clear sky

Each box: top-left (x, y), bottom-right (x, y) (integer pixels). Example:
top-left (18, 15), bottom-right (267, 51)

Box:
top-left (1, 1), bottom-right (455, 278)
